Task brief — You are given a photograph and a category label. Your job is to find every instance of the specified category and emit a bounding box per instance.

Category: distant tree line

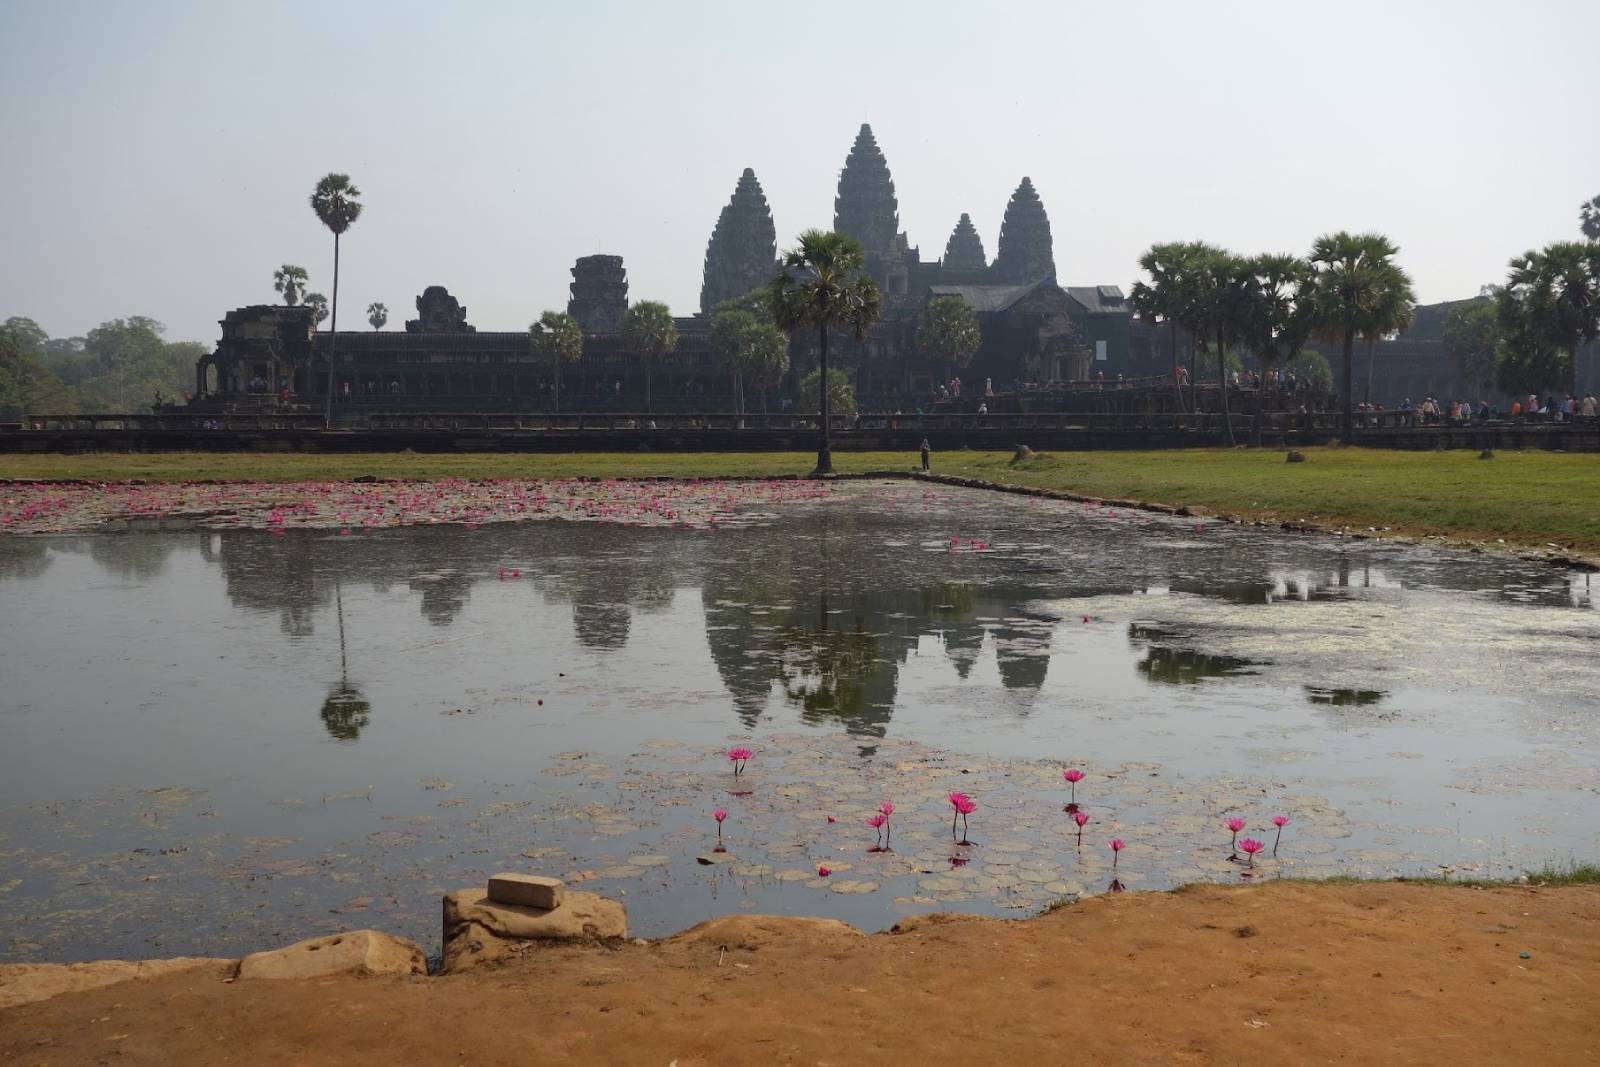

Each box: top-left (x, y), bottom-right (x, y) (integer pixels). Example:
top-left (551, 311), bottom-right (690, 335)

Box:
top-left (1, 315), bottom-right (204, 417)
top-left (1131, 234), bottom-right (1413, 443)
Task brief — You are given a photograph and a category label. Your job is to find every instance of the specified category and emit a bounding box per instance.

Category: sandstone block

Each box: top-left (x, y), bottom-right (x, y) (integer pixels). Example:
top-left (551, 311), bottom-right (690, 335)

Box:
top-left (488, 873), bottom-right (564, 910)
top-left (0, 957), bottom-right (232, 1010)
top-left (237, 929), bottom-right (426, 981)
top-left (441, 888), bottom-right (627, 973)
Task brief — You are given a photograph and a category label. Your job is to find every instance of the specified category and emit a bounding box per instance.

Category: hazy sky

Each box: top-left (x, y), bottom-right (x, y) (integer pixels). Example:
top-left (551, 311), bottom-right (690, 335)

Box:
top-left (3, 0), bottom-right (1596, 343)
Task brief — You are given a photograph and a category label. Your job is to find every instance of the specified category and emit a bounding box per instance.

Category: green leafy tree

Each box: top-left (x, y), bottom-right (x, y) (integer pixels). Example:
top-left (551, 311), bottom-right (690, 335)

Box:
top-left (367, 302), bottom-right (388, 330)
top-left (273, 264), bottom-right (308, 306)
top-left (309, 173), bottom-right (363, 419)
top-left (799, 368), bottom-right (856, 416)
top-left (1131, 241), bottom-right (1209, 409)
top-left (1286, 349), bottom-right (1333, 391)
top-left (621, 300), bottom-right (678, 411)
top-left (768, 230), bottom-right (881, 473)
top-left (711, 303), bottom-right (787, 416)
top-left (1581, 194), bottom-right (1600, 242)
top-left (61, 317), bottom-right (197, 410)
top-left (1498, 242), bottom-right (1600, 398)
top-left (529, 310), bottom-right (583, 413)
top-left (1239, 253), bottom-right (1316, 443)
top-left (304, 292), bottom-right (329, 326)
top-left (1440, 298), bottom-right (1500, 401)
top-left (743, 323), bottom-right (790, 414)
top-left (1309, 231), bottom-right (1406, 441)
top-left (916, 295), bottom-right (981, 383)
top-left (1, 318), bottom-right (79, 417)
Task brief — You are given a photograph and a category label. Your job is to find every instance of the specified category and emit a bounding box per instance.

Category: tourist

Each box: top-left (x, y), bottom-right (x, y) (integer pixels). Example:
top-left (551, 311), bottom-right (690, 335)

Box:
top-left (1583, 394), bottom-right (1597, 418)
top-left (984, 377), bottom-right (994, 397)
top-left (977, 402), bottom-right (988, 415)
top-left (919, 437), bottom-right (931, 472)
top-left (1527, 393), bottom-right (1539, 419)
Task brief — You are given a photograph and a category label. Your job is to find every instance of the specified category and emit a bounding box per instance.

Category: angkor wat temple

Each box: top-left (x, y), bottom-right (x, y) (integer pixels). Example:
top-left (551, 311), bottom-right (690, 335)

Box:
top-left (194, 124), bottom-right (1487, 412)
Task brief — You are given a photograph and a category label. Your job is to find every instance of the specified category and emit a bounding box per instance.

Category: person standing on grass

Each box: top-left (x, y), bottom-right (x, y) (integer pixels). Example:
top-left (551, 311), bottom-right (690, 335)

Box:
top-left (919, 438), bottom-right (931, 472)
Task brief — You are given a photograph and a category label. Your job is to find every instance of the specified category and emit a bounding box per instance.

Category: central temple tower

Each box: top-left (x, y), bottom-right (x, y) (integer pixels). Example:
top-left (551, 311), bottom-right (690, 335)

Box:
top-left (833, 123), bottom-right (909, 297)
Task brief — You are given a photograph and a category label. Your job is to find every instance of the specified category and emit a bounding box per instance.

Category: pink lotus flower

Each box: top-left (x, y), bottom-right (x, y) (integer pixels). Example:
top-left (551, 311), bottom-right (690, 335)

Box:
top-left (817, 865), bottom-right (831, 878)
top-left (1272, 815), bottom-right (1289, 854)
top-left (1239, 838), bottom-right (1264, 867)
top-left (1109, 838), bottom-right (1125, 868)
top-left (879, 801), bottom-right (894, 816)
top-left (1063, 768), bottom-right (1084, 803)
top-left (948, 791), bottom-right (976, 842)
top-left (826, 815), bottom-right (836, 824)
top-left (726, 747), bottom-right (754, 775)
top-left (1072, 809), bottom-right (1090, 845)
top-left (1225, 816), bottom-right (1245, 856)
top-left (713, 807), bottom-right (727, 840)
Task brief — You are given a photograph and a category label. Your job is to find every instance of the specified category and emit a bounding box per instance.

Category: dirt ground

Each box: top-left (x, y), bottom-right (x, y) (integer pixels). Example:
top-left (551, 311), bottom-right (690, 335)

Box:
top-left (3, 881), bottom-right (1596, 1065)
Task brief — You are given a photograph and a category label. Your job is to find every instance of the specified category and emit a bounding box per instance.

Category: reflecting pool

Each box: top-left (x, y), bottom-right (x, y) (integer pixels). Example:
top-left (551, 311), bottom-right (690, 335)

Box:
top-left (1, 481), bottom-right (1596, 962)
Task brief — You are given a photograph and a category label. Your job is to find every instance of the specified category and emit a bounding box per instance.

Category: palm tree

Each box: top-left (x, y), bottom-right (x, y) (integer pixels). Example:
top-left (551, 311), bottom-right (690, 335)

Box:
top-left (621, 300), bottom-right (678, 411)
top-left (1130, 242), bottom-right (1207, 410)
top-left (273, 264), bottom-right (308, 306)
top-left (304, 292), bottom-right (329, 326)
top-left (1179, 247), bottom-right (1251, 443)
top-left (1359, 264), bottom-right (1416, 404)
top-left (1503, 242), bottom-right (1600, 398)
top-left (768, 231), bottom-right (882, 474)
top-left (1240, 253), bottom-right (1316, 445)
top-left (916, 295), bottom-right (981, 387)
top-left (1581, 194), bottom-right (1600, 242)
top-left (1309, 232), bottom-right (1404, 442)
top-left (309, 173), bottom-right (363, 422)
top-left (366, 302), bottom-right (388, 330)
top-left (529, 310), bottom-right (583, 413)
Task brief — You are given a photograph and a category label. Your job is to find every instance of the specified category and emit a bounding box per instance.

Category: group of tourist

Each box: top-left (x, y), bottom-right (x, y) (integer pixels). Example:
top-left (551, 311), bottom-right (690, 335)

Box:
top-left (1383, 393), bottom-right (1600, 425)
top-left (1510, 393), bottom-right (1598, 421)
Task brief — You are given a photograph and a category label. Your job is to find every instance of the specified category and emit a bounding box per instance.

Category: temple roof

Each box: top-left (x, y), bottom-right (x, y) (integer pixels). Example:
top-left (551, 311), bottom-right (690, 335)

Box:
top-left (1064, 285), bottom-right (1128, 314)
top-left (833, 124), bottom-right (899, 254)
top-left (991, 177), bottom-right (1056, 284)
top-left (942, 213), bottom-right (987, 271)
top-left (926, 281), bottom-right (1048, 313)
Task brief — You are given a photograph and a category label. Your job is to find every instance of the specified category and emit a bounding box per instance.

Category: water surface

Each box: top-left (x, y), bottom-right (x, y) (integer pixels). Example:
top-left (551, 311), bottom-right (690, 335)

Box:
top-left (1, 481), bottom-right (1596, 962)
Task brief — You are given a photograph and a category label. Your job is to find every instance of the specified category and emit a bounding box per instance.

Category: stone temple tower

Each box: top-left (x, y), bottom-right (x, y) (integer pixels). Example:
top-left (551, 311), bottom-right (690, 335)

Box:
top-left (834, 123), bottom-right (899, 254)
top-left (833, 123), bottom-right (908, 296)
top-left (568, 254), bottom-right (628, 334)
top-left (941, 213), bottom-right (988, 272)
top-left (990, 177), bottom-right (1056, 284)
top-left (700, 168), bottom-right (778, 314)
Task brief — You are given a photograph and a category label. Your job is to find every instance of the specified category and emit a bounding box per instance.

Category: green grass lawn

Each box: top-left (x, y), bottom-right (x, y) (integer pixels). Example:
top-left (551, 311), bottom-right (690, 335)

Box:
top-left (2, 447), bottom-right (1596, 555)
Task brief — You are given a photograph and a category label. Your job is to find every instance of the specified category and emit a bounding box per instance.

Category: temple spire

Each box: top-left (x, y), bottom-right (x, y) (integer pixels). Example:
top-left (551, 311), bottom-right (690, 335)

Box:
top-left (990, 177), bottom-right (1055, 284)
top-left (942, 213), bottom-right (987, 271)
top-left (833, 123), bottom-right (898, 254)
top-left (700, 167), bottom-right (778, 314)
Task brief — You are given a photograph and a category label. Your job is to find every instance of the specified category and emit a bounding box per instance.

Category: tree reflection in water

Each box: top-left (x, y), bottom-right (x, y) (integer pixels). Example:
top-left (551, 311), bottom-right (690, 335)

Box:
top-left (319, 578), bottom-right (370, 742)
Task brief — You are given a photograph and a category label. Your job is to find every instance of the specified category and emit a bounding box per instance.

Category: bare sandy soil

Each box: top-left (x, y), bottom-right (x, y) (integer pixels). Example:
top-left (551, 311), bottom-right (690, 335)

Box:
top-left (2, 881), bottom-right (1596, 1065)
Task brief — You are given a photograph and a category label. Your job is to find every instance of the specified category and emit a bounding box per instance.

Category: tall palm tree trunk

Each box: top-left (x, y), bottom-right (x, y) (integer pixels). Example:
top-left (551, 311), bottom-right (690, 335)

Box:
top-left (1364, 337), bottom-right (1376, 404)
top-left (816, 322), bottom-right (832, 474)
top-left (1170, 322), bottom-right (1185, 412)
top-left (645, 362), bottom-right (652, 412)
top-left (1216, 331), bottom-right (1234, 445)
top-left (1341, 326), bottom-right (1355, 443)
top-left (553, 356), bottom-right (561, 414)
top-left (324, 233), bottom-right (340, 425)
top-left (1251, 362), bottom-right (1266, 448)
